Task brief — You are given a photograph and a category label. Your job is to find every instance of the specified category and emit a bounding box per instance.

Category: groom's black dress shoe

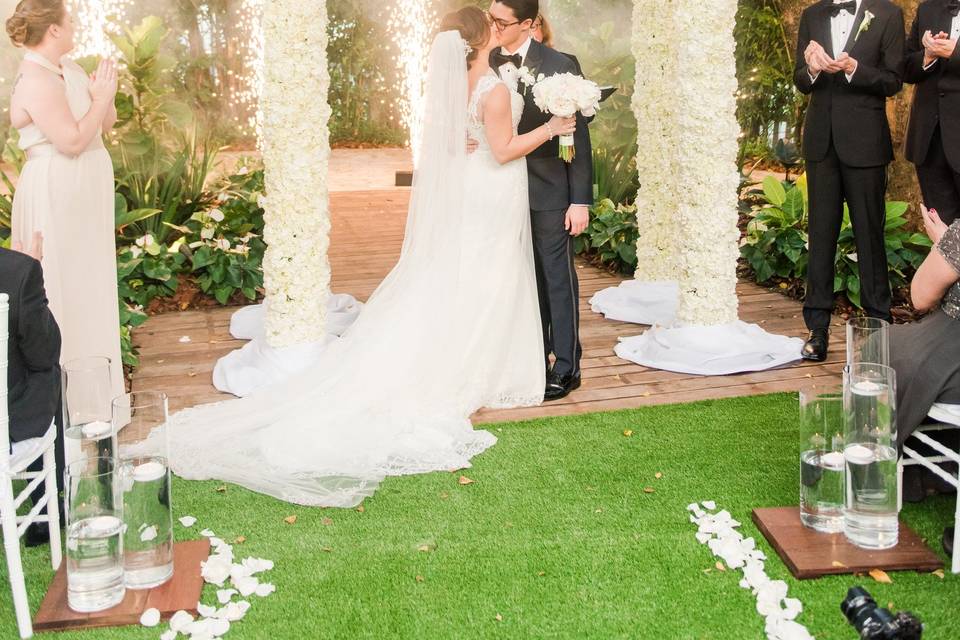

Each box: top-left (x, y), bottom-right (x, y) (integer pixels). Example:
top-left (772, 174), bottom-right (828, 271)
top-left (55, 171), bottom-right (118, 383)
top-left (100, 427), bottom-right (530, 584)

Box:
top-left (801, 328), bottom-right (829, 362)
top-left (544, 372), bottom-right (581, 402)
top-left (945, 525), bottom-right (955, 557)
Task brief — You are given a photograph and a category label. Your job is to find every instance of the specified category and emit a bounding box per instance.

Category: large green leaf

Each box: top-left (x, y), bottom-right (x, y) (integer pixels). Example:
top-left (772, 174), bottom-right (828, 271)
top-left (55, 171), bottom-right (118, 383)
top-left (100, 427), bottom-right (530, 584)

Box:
top-left (762, 176), bottom-right (786, 207)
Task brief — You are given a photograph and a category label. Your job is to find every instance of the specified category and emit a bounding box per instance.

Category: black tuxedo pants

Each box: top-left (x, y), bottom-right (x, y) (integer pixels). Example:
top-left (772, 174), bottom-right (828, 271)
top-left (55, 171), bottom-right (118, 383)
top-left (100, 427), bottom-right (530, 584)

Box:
top-left (804, 143), bottom-right (892, 330)
top-left (531, 207), bottom-right (581, 377)
top-left (916, 126), bottom-right (960, 226)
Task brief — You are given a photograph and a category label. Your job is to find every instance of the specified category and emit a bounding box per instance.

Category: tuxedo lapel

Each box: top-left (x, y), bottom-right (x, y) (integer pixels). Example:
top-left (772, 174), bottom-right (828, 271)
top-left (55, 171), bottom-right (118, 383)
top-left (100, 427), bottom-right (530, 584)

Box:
top-left (813, 2), bottom-right (836, 58)
top-left (843, 0), bottom-right (876, 55)
top-left (935, 0), bottom-right (956, 37)
top-left (488, 49), bottom-right (503, 78)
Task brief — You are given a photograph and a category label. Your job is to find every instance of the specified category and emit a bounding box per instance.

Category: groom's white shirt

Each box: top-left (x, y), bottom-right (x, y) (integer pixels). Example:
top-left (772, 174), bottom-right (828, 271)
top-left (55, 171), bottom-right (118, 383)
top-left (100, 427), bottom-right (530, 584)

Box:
top-left (498, 36), bottom-right (533, 92)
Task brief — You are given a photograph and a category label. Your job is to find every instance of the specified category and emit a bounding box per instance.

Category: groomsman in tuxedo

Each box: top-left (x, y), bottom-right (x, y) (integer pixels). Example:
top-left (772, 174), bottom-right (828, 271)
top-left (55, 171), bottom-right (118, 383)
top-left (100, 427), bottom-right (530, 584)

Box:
top-left (794, 0), bottom-right (905, 361)
top-left (904, 0), bottom-right (960, 225)
top-left (0, 236), bottom-right (64, 546)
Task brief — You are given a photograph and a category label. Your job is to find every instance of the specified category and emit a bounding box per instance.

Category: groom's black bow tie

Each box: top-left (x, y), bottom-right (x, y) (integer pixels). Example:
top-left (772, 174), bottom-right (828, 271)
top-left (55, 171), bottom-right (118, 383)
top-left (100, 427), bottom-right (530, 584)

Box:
top-left (829, 1), bottom-right (857, 17)
top-left (948, 0), bottom-right (960, 17)
top-left (492, 52), bottom-right (523, 69)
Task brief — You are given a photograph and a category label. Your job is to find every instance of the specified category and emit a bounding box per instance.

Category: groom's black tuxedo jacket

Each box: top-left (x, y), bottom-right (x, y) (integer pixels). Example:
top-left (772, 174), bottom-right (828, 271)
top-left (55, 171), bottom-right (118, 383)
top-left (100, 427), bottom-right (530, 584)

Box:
top-left (794, 0), bottom-right (905, 167)
top-left (490, 40), bottom-right (594, 211)
top-left (904, 0), bottom-right (960, 170)
top-left (0, 248), bottom-right (61, 443)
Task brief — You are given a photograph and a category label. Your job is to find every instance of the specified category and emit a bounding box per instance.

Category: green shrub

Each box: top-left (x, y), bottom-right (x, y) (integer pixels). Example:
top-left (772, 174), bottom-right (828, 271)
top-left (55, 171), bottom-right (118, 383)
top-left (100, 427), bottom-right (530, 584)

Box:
top-left (574, 198), bottom-right (639, 274)
top-left (740, 175), bottom-right (932, 308)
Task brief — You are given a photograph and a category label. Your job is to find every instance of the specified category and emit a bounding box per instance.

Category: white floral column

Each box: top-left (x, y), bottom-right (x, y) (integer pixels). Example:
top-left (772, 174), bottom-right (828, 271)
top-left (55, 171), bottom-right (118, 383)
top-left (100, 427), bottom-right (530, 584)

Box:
top-left (669, 0), bottom-right (741, 326)
top-left (631, 0), bottom-right (679, 283)
top-left (260, 0), bottom-right (332, 347)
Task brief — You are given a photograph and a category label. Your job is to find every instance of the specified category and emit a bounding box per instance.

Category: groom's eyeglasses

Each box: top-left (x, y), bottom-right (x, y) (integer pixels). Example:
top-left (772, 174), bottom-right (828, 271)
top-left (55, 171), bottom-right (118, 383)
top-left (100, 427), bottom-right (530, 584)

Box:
top-left (485, 11), bottom-right (520, 32)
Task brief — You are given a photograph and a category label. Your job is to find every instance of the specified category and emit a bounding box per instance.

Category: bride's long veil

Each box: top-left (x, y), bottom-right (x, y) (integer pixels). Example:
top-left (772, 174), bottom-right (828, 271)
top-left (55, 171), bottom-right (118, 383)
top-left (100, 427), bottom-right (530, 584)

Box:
top-left (143, 31), bottom-right (488, 507)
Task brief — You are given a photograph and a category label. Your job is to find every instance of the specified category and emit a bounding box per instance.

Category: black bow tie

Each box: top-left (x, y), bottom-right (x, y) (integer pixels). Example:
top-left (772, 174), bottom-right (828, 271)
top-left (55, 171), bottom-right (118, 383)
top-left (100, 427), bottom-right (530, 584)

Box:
top-left (492, 52), bottom-right (523, 69)
top-left (949, 0), bottom-right (960, 17)
top-left (830, 1), bottom-right (857, 17)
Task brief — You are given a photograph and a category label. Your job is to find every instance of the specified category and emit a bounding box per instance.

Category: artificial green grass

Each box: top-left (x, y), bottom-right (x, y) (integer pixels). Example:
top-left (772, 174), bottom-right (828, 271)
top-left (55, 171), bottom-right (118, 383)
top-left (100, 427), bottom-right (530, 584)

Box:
top-left (2, 394), bottom-right (957, 639)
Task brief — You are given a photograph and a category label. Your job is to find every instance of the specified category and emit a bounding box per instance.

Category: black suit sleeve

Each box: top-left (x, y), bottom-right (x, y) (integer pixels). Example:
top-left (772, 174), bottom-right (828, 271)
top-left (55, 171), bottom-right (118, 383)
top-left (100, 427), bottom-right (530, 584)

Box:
top-left (848, 8), bottom-right (905, 97)
top-left (948, 29), bottom-right (960, 76)
top-left (903, 8), bottom-right (937, 83)
top-left (557, 54), bottom-right (594, 206)
top-left (17, 259), bottom-right (61, 372)
top-left (794, 11), bottom-right (825, 95)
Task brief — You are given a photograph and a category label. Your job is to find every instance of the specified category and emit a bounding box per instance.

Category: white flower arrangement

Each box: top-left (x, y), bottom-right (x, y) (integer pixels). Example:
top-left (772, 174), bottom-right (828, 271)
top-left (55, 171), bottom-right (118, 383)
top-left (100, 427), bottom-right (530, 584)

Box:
top-left (260, 0), bottom-right (333, 348)
top-left (517, 65), bottom-right (538, 88)
top-left (856, 10), bottom-right (875, 41)
top-left (631, 0), bottom-right (740, 326)
top-left (531, 72), bottom-right (601, 162)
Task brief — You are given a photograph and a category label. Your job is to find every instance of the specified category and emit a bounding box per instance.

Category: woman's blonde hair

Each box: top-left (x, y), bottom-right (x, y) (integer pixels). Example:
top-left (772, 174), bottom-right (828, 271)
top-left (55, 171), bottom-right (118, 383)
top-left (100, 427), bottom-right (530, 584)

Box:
top-left (6, 0), bottom-right (65, 48)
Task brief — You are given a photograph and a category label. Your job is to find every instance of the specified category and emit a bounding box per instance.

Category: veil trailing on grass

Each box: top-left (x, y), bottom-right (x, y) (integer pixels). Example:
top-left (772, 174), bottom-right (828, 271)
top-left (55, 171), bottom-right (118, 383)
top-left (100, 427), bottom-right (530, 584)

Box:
top-left (135, 32), bottom-right (504, 506)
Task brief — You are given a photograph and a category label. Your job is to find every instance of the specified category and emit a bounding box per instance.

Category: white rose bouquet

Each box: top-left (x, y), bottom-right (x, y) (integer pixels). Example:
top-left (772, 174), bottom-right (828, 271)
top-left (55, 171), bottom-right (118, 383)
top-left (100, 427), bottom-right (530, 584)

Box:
top-left (531, 72), bottom-right (601, 162)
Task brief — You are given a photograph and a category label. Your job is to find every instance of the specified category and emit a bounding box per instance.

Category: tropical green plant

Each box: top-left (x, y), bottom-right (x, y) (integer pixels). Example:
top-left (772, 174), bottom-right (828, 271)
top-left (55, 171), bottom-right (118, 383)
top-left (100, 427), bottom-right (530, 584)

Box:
top-left (740, 175), bottom-right (933, 308)
top-left (574, 198), bottom-right (639, 273)
top-left (593, 146), bottom-right (638, 207)
top-left (99, 17), bottom-right (219, 246)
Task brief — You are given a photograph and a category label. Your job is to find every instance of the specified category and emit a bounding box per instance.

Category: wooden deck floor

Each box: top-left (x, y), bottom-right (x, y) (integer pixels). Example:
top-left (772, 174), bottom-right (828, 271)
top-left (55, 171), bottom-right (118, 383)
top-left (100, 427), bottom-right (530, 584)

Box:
top-left (131, 189), bottom-right (846, 422)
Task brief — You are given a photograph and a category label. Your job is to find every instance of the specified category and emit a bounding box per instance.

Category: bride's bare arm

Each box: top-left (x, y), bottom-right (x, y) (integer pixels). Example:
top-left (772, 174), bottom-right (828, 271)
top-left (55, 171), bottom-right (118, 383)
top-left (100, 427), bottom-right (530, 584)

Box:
top-left (19, 59), bottom-right (117, 157)
top-left (482, 83), bottom-right (574, 165)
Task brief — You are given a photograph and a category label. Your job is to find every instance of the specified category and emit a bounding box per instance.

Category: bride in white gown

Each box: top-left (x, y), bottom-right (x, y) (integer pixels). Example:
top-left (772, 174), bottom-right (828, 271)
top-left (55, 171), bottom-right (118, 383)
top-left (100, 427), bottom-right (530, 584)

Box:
top-left (140, 9), bottom-right (578, 507)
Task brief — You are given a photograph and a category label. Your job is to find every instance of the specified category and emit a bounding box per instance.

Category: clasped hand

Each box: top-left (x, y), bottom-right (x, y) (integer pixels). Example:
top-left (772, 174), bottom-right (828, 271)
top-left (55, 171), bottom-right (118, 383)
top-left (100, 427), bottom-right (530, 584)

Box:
top-left (922, 30), bottom-right (957, 65)
top-left (805, 41), bottom-right (857, 76)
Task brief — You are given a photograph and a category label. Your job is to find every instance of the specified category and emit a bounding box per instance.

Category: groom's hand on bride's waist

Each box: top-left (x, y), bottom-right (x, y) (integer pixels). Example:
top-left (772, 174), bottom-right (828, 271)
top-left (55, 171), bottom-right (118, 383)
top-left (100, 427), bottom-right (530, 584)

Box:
top-left (466, 136), bottom-right (479, 155)
top-left (565, 204), bottom-right (590, 236)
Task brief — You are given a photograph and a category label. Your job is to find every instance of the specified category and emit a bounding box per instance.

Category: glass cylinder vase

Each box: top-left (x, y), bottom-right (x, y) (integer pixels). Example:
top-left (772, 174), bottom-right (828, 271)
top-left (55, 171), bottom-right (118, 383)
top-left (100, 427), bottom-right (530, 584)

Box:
top-left (799, 387), bottom-right (845, 533)
top-left (64, 456), bottom-right (125, 612)
top-left (846, 317), bottom-right (890, 368)
top-left (843, 363), bottom-right (899, 550)
top-left (113, 391), bottom-right (174, 590)
top-left (62, 357), bottom-right (118, 463)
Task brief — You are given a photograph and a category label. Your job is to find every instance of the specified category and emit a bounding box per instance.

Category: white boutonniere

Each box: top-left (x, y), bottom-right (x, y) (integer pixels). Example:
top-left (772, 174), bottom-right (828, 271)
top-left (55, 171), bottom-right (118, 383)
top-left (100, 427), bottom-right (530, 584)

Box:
top-left (855, 10), bottom-right (875, 41)
top-left (517, 66), bottom-right (537, 88)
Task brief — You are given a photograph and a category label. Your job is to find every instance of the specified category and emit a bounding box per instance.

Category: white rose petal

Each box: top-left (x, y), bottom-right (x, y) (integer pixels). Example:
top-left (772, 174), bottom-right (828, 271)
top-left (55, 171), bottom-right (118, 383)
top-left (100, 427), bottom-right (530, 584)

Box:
top-left (179, 516), bottom-right (197, 528)
top-left (139, 607), bottom-right (161, 627)
top-left (161, 631), bottom-right (177, 640)
top-left (179, 336), bottom-right (192, 344)
top-left (233, 575), bottom-right (259, 597)
top-left (254, 582), bottom-right (276, 597)
top-left (200, 529), bottom-right (216, 537)
top-left (169, 610), bottom-right (194, 633)
top-left (197, 602), bottom-right (218, 618)
top-left (217, 589), bottom-right (237, 604)
top-left (140, 525), bottom-right (158, 542)
top-left (208, 208), bottom-right (225, 222)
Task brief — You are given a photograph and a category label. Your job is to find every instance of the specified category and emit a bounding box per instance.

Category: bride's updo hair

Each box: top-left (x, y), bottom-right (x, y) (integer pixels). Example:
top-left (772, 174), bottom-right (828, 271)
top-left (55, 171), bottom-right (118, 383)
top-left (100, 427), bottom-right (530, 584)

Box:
top-left (439, 6), bottom-right (489, 66)
top-left (6, 0), bottom-right (64, 48)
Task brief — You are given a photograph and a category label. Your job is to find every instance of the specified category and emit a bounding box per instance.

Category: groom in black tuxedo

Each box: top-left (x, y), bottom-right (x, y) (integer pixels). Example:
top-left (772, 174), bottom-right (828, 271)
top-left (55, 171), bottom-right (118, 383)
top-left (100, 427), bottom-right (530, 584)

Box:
top-left (794, 0), bottom-right (905, 361)
top-left (904, 0), bottom-right (960, 225)
top-left (487, 0), bottom-right (593, 401)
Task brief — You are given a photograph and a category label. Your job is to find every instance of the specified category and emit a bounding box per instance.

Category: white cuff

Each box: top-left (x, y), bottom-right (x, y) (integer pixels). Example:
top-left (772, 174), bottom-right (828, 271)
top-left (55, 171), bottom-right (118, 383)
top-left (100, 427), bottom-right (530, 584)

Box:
top-left (845, 70), bottom-right (856, 82)
top-left (923, 59), bottom-right (939, 71)
top-left (809, 71), bottom-right (820, 83)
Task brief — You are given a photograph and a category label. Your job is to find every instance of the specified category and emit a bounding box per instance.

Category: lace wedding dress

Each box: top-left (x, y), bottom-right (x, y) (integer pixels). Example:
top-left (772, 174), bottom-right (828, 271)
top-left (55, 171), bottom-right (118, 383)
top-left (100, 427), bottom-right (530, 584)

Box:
top-left (140, 33), bottom-right (544, 507)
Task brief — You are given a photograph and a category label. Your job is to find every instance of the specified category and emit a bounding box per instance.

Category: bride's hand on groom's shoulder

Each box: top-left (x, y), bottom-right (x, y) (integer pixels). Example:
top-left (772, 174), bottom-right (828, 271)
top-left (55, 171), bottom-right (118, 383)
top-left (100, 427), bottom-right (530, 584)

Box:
top-left (565, 204), bottom-right (590, 237)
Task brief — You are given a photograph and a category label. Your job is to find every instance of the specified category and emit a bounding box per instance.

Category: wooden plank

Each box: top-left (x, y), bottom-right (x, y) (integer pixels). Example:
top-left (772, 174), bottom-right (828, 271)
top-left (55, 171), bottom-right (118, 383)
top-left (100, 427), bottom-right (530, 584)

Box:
top-left (34, 539), bottom-right (210, 632)
top-left (131, 187), bottom-right (845, 425)
top-left (752, 507), bottom-right (942, 580)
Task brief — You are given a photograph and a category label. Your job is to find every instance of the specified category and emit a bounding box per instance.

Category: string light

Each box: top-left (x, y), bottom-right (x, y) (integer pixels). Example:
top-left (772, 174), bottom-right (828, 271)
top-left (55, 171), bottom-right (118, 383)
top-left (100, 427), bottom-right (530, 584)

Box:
top-left (387, 0), bottom-right (436, 165)
top-left (68, 0), bottom-right (132, 59)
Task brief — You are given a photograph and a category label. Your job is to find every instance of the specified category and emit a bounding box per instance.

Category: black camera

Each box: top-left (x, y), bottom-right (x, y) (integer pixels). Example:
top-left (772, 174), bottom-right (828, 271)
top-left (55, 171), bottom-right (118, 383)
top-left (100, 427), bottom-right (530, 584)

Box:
top-left (841, 587), bottom-right (923, 639)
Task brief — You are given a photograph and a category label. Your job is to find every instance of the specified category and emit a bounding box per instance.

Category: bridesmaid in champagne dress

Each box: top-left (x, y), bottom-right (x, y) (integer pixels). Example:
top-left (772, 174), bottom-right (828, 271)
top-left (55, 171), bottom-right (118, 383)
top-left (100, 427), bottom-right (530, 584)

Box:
top-left (6, 0), bottom-right (124, 400)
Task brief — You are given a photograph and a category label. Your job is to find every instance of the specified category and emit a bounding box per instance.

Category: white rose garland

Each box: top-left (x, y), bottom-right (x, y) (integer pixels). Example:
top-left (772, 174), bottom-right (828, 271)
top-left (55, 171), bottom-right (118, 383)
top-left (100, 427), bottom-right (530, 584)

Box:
top-left (632, 0), bottom-right (740, 325)
top-left (260, 0), bottom-right (333, 347)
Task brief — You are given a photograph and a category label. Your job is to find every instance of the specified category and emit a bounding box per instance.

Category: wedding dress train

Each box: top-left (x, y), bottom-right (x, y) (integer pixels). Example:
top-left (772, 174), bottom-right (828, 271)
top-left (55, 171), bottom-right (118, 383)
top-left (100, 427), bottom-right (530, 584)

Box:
top-left (139, 33), bottom-right (544, 507)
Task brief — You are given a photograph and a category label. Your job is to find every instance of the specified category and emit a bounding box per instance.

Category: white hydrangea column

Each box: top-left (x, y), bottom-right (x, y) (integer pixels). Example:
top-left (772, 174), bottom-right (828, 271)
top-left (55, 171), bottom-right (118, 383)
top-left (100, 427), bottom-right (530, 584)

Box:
top-left (602, 0), bottom-right (804, 375)
top-left (260, 0), bottom-right (333, 347)
top-left (669, 0), bottom-right (741, 325)
top-left (631, 0), bottom-right (679, 282)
